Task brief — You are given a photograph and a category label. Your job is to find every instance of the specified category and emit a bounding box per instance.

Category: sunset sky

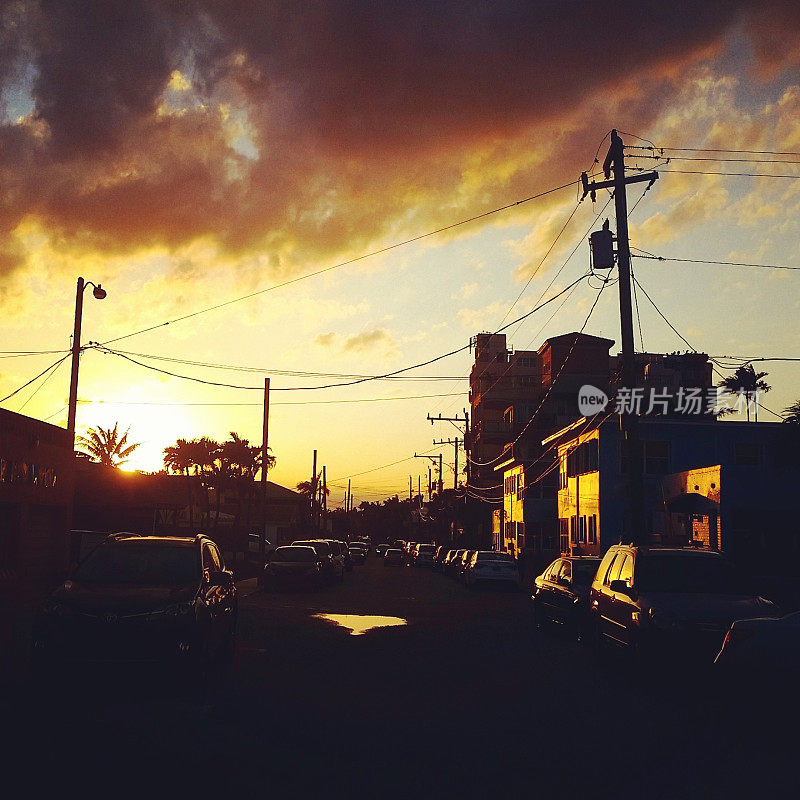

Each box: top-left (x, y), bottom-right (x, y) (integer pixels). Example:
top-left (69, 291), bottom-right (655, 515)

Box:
top-left (1, 1), bottom-right (799, 506)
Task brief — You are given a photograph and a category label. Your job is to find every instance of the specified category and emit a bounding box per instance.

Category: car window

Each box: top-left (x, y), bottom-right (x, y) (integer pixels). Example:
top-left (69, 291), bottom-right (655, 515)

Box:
top-left (73, 544), bottom-right (199, 586)
top-left (604, 553), bottom-right (625, 585)
top-left (558, 561), bottom-right (572, 582)
top-left (543, 560), bottom-right (561, 581)
top-left (595, 551), bottom-right (615, 585)
top-left (211, 544), bottom-right (225, 570)
top-left (617, 555), bottom-right (633, 586)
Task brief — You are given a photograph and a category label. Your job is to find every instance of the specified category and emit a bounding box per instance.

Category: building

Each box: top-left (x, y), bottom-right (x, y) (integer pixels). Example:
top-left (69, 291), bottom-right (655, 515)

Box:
top-left (0, 408), bottom-right (74, 591)
top-left (551, 416), bottom-right (798, 571)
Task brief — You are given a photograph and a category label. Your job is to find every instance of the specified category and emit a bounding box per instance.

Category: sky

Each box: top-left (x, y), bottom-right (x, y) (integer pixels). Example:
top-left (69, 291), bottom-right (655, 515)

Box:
top-left (1, 0), bottom-right (800, 507)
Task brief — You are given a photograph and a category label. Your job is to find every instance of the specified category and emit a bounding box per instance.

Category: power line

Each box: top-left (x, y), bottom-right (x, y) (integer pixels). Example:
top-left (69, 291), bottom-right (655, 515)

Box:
top-left (632, 250), bottom-right (800, 271)
top-left (0, 353), bottom-right (72, 405)
top-left (90, 275), bottom-right (589, 392)
top-left (17, 358), bottom-right (66, 413)
top-left (625, 145), bottom-right (800, 157)
top-left (77, 392), bottom-right (465, 407)
top-left (655, 168), bottom-right (800, 180)
top-left (99, 178), bottom-right (583, 347)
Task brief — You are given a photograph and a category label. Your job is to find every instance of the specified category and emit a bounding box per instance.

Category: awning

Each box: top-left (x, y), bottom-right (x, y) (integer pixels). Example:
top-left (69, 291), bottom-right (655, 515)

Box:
top-left (666, 492), bottom-right (720, 515)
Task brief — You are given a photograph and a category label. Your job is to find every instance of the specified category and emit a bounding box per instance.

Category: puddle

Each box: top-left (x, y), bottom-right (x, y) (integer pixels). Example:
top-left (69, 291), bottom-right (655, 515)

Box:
top-left (311, 613), bottom-right (408, 636)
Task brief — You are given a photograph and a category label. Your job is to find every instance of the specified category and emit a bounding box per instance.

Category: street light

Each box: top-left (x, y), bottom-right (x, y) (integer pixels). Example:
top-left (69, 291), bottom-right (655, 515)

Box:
top-left (67, 277), bottom-right (107, 445)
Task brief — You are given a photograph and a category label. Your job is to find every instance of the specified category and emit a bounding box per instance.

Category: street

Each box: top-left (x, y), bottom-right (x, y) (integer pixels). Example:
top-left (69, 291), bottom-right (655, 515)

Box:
top-left (3, 557), bottom-right (796, 798)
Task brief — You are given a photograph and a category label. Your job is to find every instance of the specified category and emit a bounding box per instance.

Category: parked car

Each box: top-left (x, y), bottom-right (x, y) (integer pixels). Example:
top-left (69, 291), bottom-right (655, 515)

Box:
top-left (259, 545), bottom-right (324, 591)
top-left (413, 543), bottom-right (437, 567)
top-left (384, 548), bottom-right (405, 566)
top-left (456, 550), bottom-right (476, 583)
top-left (465, 551), bottom-right (520, 590)
top-left (533, 556), bottom-right (601, 638)
top-left (404, 542), bottom-right (418, 565)
top-left (292, 540), bottom-right (344, 582)
top-left (714, 610), bottom-right (798, 676)
top-left (348, 544), bottom-right (368, 565)
top-left (326, 539), bottom-right (352, 571)
top-left (432, 546), bottom-right (449, 572)
top-left (33, 533), bottom-right (237, 669)
top-left (590, 545), bottom-right (779, 662)
top-left (247, 533), bottom-right (273, 562)
top-left (444, 549), bottom-right (466, 577)
top-left (375, 543), bottom-right (390, 558)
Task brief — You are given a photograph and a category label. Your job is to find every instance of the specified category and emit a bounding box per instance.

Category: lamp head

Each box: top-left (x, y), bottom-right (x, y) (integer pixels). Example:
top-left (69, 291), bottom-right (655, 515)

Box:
top-left (92, 285), bottom-right (107, 300)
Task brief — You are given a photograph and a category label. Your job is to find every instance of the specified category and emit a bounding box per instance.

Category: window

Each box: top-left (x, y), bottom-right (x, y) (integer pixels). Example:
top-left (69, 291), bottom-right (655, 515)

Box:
top-left (644, 441), bottom-right (670, 474)
top-left (569, 516), bottom-right (577, 545)
top-left (557, 561), bottom-right (572, 582)
top-left (588, 515), bottom-right (598, 545)
top-left (603, 553), bottom-right (625, 585)
top-left (617, 554), bottom-right (633, 586)
top-left (578, 516), bottom-right (587, 544)
top-left (202, 545), bottom-right (220, 572)
top-left (559, 519), bottom-right (569, 553)
top-left (734, 442), bottom-right (760, 466)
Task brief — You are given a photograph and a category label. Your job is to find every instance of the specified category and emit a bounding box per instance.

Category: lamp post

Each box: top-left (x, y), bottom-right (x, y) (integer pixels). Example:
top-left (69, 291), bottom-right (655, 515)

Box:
top-left (67, 277), bottom-right (107, 446)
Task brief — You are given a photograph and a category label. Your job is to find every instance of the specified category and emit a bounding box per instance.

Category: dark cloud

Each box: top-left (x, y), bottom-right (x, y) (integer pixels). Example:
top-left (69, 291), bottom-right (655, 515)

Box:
top-left (1, 0), bottom-right (799, 282)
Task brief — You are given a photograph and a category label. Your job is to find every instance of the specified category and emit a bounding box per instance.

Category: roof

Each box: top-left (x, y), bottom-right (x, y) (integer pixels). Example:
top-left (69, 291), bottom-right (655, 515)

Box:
top-left (540, 332), bottom-right (615, 348)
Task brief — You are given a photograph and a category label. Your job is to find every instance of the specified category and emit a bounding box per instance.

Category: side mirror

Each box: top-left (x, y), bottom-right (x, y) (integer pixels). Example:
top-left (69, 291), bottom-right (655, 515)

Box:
top-left (609, 579), bottom-right (635, 598)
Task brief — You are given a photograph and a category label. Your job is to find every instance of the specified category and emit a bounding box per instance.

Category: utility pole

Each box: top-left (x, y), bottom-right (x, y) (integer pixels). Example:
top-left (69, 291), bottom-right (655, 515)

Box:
top-left (434, 438), bottom-right (461, 490)
top-left (581, 129), bottom-right (657, 545)
top-left (260, 378), bottom-right (270, 566)
top-left (311, 449), bottom-right (317, 534)
top-left (414, 453), bottom-right (442, 497)
top-left (322, 465), bottom-right (327, 532)
top-left (346, 478), bottom-right (351, 514)
top-left (429, 411), bottom-right (468, 489)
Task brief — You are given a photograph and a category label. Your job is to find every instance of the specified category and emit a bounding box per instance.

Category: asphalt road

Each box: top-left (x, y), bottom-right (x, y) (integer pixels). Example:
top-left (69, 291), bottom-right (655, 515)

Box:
top-left (3, 557), bottom-right (797, 798)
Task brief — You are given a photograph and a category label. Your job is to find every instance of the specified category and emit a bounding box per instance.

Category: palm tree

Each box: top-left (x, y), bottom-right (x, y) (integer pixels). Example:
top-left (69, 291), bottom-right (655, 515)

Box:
top-left (783, 399), bottom-right (800, 425)
top-left (163, 438), bottom-right (197, 529)
top-left (218, 432), bottom-right (276, 532)
top-left (77, 423), bottom-right (140, 467)
top-left (716, 364), bottom-right (771, 421)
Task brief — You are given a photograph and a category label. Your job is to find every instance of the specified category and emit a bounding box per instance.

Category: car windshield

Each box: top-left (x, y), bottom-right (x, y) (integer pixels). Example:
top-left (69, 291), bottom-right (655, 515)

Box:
top-left (73, 544), bottom-right (199, 585)
top-left (636, 553), bottom-right (742, 594)
top-left (272, 547), bottom-right (316, 563)
top-left (476, 552), bottom-right (514, 562)
top-left (295, 541), bottom-right (331, 557)
top-left (418, 545), bottom-right (435, 553)
top-left (573, 561), bottom-right (600, 586)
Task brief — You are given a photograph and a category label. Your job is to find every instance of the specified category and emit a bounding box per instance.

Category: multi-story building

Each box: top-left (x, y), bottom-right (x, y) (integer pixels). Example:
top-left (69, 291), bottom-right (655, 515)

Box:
top-left (550, 416), bottom-right (797, 572)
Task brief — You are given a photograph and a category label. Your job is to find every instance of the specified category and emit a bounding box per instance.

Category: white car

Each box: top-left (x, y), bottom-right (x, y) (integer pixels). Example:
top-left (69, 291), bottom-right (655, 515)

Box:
top-left (465, 551), bottom-right (520, 590)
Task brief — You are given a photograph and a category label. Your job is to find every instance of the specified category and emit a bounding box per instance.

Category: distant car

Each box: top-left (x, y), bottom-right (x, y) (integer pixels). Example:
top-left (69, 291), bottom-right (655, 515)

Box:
top-left (375, 543), bottom-right (390, 558)
top-left (590, 546), bottom-right (779, 662)
top-left (715, 610), bottom-right (798, 676)
top-left (465, 551), bottom-right (520, 590)
top-left (456, 550), bottom-right (476, 583)
top-left (292, 540), bottom-right (344, 583)
top-left (384, 548), bottom-right (404, 566)
top-left (432, 546), bottom-right (450, 572)
top-left (33, 533), bottom-right (237, 669)
top-left (348, 544), bottom-right (368, 565)
top-left (413, 544), bottom-right (437, 567)
top-left (247, 533), bottom-right (274, 562)
top-left (259, 546), bottom-right (324, 591)
top-left (533, 556), bottom-right (601, 639)
top-left (444, 549), bottom-right (466, 578)
top-left (326, 539), bottom-right (352, 572)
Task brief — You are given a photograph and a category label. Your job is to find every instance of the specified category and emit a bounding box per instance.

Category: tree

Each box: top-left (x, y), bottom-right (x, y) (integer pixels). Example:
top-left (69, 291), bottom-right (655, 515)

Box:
top-left (219, 432), bottom-right (276, 532)
top-left (163, 438), bottom-right (198, 529)
top-left (783, 399), bottom-right (800, 425)
top-left (296, 472), bottom-right (330, 501)
top-left (77, 423), bottom-right (141, 467)
top-left (716, 364), bottom-right (771, 421)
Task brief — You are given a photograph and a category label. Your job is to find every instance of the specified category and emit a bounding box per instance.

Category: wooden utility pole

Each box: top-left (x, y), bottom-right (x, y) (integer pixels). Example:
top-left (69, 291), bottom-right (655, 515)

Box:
top-left (311, 449), bottom-right (317, 533)
top-left (409, 475), bottom-right (412, 502)
top-left (581, 129), bottom-right (658, 545)
top-left (346, 478), bottom-right (351, 513)
top-left (260, 378), bottom-right (270, 566)
top-left (322, 466), bottom-right (327, 532)
top-left (434, 438), bottom-right (461, 490)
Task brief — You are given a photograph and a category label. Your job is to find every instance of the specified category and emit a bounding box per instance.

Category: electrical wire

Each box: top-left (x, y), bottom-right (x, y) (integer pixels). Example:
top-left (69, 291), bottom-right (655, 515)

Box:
top-left (631, 250), bottom-right (800, 271)
top-left (0, 353), bottom-right (72, 405)
top-left (77, 392), bottom-right (465, 407)
top-left (98, 178), bottom-right (583, 348)
top-left (90, 275), bottom-right (589, 392)
top-left (625, 145), bottom-right (800, 157)
top-left (17, 358), bottom-right (66, 413)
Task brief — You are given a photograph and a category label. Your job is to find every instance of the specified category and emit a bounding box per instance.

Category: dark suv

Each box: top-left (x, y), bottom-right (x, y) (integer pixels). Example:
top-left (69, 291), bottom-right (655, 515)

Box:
top-left (33, 533), bottom-right (237, 668)
top-left (590, 545), bottom-right (778, 661)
